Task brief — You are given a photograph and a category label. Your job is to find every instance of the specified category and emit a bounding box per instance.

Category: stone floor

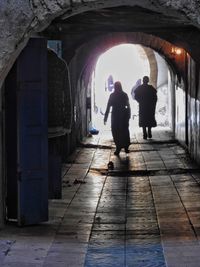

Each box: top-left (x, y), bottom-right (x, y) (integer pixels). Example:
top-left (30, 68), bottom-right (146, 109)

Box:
top-left (1, 128), bottom-right (200, 266)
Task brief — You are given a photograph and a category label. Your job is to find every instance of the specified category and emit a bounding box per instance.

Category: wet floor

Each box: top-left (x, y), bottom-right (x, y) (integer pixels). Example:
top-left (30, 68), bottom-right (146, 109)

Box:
top-left (1, 128), bottom-right (200, 266)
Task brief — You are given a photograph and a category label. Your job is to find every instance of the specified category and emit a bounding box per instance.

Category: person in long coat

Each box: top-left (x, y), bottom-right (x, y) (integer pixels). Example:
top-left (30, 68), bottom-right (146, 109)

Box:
top-left (104, 81), bottom-right (131, 155)
top-left (134, 76), bottom-right (157, 139)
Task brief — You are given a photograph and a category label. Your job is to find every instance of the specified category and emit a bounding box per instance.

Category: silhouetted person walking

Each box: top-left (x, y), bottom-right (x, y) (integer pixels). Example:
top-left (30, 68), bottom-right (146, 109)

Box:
top-left (104, 81), bottom-right (131, 155)
top-left (134, 76), bottom-right (157, 139)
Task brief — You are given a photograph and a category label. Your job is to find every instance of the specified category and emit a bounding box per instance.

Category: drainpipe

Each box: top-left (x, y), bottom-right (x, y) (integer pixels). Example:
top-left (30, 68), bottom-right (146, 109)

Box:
top-left (169, 70), bottom-right (176, 135)
top-left (184, 51), bottom-right (188, 146)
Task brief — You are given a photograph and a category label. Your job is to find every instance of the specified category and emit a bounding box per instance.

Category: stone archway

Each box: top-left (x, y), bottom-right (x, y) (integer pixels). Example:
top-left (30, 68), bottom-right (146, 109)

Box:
top-left (1, 0), bottom-right (200, 85)
top-left (71, 32), bottom-right (184, 92)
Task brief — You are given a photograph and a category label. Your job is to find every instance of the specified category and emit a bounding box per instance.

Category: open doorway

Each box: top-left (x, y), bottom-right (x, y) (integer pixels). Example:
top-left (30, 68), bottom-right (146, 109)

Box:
top-left (90, 44), bottom-right (170, 136)
top-left (4, 38), bottom-right (49, 226)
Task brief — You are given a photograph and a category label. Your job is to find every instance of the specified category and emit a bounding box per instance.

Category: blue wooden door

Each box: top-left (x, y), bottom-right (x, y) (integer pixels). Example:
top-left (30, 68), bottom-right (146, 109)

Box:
top-left (17, 38), bottom-right (48, 225)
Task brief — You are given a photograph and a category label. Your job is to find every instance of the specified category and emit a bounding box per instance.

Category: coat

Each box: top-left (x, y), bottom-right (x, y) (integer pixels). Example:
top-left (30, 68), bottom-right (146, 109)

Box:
top-left (104, 90), bottom-right (131, 149)
top-left (134, 84), bottom-right (157, 127)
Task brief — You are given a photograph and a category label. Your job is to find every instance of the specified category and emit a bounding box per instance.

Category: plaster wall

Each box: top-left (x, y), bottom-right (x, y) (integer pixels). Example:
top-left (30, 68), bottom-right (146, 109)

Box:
top-left (175, 84), bottom-right (186, 144)
top-left (175, 56), bottom-right (200, 164)
top-left (154, 52), bottom-right (169, 126)
top-left (168, 70), bottom-right (175, 131)
top-left (187, 58), bottom-right (200, 164)
top-left (155, 52), bottom-right (168, 88)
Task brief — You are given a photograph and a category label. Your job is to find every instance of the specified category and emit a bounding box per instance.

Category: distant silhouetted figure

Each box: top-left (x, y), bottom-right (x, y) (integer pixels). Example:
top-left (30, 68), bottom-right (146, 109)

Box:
top-left (104, 81), bottom-right (131, 155)
top-left (131, 78), bottom-right (141, 100)
top-left (134, 76), bottom-right (157, 139)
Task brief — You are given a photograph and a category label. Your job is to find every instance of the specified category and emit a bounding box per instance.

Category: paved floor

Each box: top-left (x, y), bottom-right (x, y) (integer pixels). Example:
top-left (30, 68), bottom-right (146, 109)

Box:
top-left (1, 128), bottom-right (200, 266)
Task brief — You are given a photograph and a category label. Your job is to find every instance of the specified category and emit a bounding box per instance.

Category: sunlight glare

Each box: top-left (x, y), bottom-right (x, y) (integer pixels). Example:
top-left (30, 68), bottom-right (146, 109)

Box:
top-left (92, 44), bottom-right (150, 130)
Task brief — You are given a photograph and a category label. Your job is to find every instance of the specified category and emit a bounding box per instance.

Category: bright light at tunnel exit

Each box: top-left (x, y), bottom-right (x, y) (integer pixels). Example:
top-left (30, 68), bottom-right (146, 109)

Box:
top-left (91, 44), bottom-right (150, 130)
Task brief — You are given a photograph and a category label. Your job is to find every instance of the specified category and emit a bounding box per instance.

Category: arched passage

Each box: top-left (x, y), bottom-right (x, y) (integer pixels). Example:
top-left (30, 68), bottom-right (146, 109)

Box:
top-left (66, 31), bottom-right (187, 96)
top-left (89, 43), bottom-right (170, 134)
top-left (70, 32), bottom-right (185, 140)
top-left (1, 1), bottom-right (200, 227)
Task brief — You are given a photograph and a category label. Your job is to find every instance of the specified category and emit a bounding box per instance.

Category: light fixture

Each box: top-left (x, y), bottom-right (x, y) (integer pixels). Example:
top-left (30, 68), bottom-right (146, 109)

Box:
top-left (171, 46), bottom-right (182, 56)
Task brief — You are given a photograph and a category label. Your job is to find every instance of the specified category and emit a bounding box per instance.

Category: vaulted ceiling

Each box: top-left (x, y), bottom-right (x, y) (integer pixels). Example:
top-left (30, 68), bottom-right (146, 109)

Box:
top-left (43, 6), bottom-right (200, 63)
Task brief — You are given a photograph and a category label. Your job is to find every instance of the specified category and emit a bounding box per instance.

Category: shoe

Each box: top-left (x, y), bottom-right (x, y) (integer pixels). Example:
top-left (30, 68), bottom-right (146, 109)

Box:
top-left (107, 161), bottom-right (114, 170)
top-left (143, 128), bottom-right (147, 140)
top-left (125, 148), bottom-right (129, 153)
top-left (143, 134), bottom-right (147, 140)
top-left (114, 150), bottom-right (119, 156)
top-left (148, 128), bottom-right (152, 138)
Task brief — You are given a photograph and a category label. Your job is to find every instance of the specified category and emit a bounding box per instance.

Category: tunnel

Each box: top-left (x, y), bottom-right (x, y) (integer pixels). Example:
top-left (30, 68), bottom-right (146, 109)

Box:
top-left (0, 1), bottom-right (200, 266)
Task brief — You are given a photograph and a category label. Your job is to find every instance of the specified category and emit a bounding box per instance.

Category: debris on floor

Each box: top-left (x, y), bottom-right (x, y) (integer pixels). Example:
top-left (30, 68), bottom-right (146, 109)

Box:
top-left (73, 179), bottom-right (86, 184)
top-left (107, 161), bottom-right (114, 170)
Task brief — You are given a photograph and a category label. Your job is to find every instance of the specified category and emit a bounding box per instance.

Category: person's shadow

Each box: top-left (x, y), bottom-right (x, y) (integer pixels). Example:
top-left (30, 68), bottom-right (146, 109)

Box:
top-left (113, 154), bottom-right (130, 172)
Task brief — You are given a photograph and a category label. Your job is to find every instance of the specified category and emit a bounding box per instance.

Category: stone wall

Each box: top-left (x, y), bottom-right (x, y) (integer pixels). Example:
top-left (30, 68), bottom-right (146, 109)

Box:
top-left (1, 0), bottom-right (200, 85)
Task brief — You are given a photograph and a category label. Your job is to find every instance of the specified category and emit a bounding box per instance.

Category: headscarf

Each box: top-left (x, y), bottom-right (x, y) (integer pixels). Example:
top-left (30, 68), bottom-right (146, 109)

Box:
top-left (114, 81), bottom-right (123, 93)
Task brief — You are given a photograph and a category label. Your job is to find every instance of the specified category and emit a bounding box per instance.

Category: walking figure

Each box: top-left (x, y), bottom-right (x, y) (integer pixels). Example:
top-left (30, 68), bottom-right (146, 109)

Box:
top-left (134, 76), bottom-right (157, 139)
top-left (104, 81), bottom-right (131, 156)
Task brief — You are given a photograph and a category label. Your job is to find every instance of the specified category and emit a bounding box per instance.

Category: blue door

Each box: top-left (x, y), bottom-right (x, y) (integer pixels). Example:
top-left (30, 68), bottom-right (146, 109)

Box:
top-left (17, 38), bottom-right (48, 225)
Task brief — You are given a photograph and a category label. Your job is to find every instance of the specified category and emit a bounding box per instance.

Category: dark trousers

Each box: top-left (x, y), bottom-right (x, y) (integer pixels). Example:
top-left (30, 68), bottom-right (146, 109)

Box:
top-left (142, 127), bottom-right (152, 138)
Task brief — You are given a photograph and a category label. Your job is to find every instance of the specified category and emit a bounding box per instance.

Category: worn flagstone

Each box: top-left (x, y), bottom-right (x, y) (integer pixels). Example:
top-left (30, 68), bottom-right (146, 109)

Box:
top-left (0, 128), bottom-right (200, 266)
